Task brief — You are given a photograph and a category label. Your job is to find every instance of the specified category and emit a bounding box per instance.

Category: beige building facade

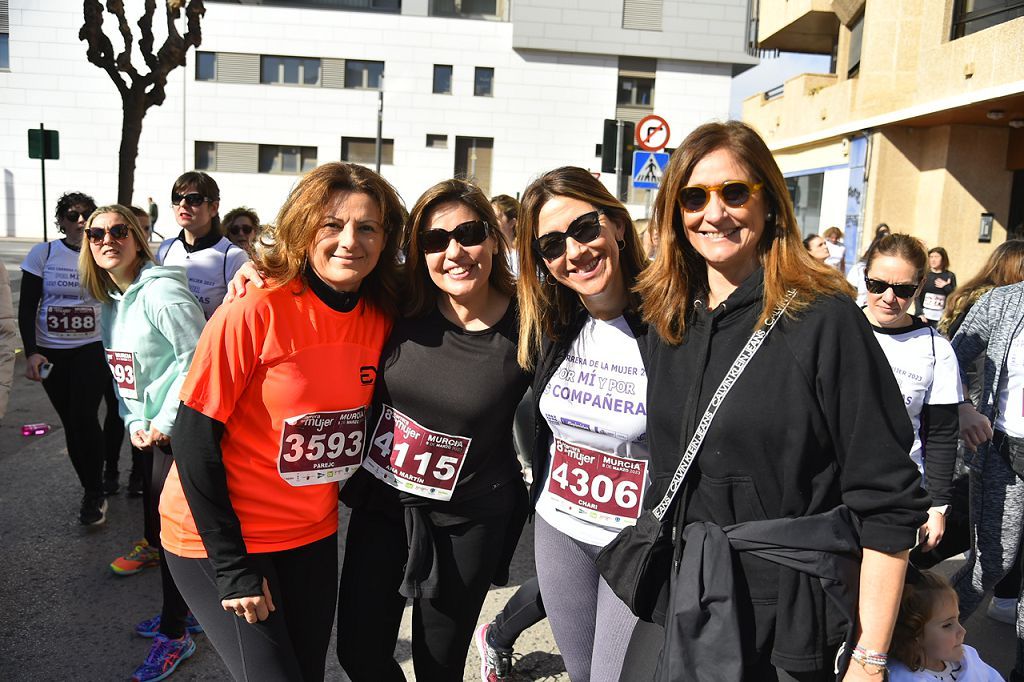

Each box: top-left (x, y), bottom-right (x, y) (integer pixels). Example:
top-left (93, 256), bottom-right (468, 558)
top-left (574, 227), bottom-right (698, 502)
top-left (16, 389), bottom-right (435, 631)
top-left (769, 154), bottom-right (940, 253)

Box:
top-left (742, 0), bottom-right (1024, 279)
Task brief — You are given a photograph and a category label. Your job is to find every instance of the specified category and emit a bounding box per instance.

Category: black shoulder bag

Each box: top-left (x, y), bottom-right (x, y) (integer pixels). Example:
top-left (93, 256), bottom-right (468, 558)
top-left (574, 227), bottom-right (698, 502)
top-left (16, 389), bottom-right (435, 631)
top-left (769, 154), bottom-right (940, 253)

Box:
top-left (595, 291), bottom-right (795, 621)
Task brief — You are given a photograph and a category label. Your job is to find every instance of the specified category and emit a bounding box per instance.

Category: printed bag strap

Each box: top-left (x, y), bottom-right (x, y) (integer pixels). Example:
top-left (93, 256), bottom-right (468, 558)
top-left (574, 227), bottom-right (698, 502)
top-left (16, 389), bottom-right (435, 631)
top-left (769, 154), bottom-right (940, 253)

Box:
top-left (652, 289), bottom-right (797, 522)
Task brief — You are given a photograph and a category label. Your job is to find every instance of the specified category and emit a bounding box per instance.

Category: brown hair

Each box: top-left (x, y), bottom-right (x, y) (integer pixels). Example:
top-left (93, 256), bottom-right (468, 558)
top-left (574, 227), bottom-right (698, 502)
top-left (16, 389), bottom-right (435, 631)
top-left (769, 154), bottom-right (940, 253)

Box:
top-left (491, 194), bottom-right (519, 221)
top-left (403, 179), bottom-right (515, 318)
top-left (865, 233), bottom-right (929, 282)
top-left (516, 166), bottom-right (648, 369)
top-left (890, 571), bottom-right (958, 672)
top-left (223, 206), bottom-right (260, 231)
top-left (823, 226), bottom-right (843, 241)
top-left (928, 246), bottom-right (950, 271)
top-left (940, 239), bottom-right (1024, 335)
top-left (78, 205), bottom-right (156, 303)
top-left (636, 121), bottom-right (853, 344)
top-left (254, 162), bottom-right (405, 319)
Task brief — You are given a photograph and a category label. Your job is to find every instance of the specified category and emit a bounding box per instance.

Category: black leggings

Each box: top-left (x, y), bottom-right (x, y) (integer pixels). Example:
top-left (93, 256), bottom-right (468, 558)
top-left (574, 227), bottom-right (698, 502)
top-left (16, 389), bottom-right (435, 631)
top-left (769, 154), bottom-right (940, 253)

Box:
top-left (167, 533), bottom-right (339, 682)
top-left (337, 483), bottom-right (527, 682)
top-left (145, 445), bottom-right (190, 638)
top-left (102, 380), bottom-right (125, 475)
top-left (488, 576), bottom-right (546, 650)
top-left (39, 342), bottom-right (109, 495)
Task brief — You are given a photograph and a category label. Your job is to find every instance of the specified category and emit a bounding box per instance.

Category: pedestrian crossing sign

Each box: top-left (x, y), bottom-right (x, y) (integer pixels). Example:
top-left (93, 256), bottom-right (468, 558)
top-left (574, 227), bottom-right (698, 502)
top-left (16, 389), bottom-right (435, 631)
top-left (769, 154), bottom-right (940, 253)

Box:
top-left (632, 151), bottom-right (669, 189)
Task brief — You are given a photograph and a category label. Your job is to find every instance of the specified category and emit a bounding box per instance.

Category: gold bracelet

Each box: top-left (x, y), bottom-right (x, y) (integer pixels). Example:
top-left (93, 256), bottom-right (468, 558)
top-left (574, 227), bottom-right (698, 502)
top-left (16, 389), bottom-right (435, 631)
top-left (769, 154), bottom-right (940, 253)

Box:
top-left (850, 655), bottom-right (886, 676)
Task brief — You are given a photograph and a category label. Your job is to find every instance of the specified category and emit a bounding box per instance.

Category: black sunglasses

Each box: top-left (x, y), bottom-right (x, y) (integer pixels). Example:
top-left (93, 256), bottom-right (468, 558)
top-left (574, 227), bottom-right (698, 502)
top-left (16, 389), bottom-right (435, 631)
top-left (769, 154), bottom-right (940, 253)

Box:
top-left (229, 224), bottom-right (254, 236)
top-left (864, 277), bottom-right (920, 299)
top-left (679, 181), bottom-right (763, 213)
top-left (64, 209), bottom-right (92, 223)
top-left (171, 192), bottom-right (210, 207)
top-left (532, 210), bottom-right (604, 260)
top-left (85, 224), bottom-right (131, 244)
top-left (419, 220), bottom-right (490, 254)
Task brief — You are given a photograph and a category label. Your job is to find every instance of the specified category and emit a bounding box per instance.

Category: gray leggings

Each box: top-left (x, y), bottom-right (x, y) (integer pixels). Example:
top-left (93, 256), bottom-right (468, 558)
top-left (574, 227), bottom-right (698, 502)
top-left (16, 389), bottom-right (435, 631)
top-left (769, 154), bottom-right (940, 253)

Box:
top-left (952, 435), bottom-right (1024, 671)
top-left (534, 515), bottom-right (637, 682)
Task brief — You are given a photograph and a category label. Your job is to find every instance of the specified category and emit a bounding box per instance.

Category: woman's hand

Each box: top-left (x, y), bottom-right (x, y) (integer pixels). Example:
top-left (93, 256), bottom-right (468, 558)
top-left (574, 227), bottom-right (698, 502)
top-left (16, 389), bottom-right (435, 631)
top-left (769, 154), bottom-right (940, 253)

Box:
top-left (959, 402), bottom-right (993, 451)
top-left (221, 577), bottom-right (276, 624)
top-left (223, 261), bottom-right (267, 303)
top-left (131, 429), bottom-right (152, 450)
top-left (148, 427), bottom-right (170, 449)
top-left (918, 508), bottom-right (946, 552)
top-left (25, 353), bottom-right (49, 382)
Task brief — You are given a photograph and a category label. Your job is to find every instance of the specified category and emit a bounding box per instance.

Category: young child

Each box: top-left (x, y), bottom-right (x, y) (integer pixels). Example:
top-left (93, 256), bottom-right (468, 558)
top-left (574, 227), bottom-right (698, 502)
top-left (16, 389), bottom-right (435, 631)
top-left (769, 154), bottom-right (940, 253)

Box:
top-left (888, 570), bottom-right (1004, 681)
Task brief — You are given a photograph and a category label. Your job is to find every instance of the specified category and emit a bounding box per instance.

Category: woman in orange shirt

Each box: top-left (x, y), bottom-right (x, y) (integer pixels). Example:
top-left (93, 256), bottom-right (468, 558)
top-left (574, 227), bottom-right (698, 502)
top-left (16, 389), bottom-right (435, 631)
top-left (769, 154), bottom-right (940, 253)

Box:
top-left (159, 163), bottom-right (403, 681)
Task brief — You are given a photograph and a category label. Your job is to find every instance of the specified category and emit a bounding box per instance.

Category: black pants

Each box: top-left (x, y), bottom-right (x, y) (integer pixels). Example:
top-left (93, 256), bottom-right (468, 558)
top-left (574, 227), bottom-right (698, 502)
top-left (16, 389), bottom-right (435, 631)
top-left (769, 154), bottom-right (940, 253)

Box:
top-left (102, 380), bottom-right (124, 475)
top-left (489, 576), bottom-right (546, 650)
top-left (337, 483), bottom-right (525, 682)
top-left (167, 533), bottom-right (339, 682)
top-left (39, 342), bottom-right (109, 496)
top-left (145, 445), bottom-right (190, 638)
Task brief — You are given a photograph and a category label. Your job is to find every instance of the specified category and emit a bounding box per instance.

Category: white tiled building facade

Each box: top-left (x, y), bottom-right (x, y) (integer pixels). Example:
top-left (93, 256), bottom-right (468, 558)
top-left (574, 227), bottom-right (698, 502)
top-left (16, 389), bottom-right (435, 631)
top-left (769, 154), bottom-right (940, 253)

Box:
top-left (0, 0), bottom-right (754, 239)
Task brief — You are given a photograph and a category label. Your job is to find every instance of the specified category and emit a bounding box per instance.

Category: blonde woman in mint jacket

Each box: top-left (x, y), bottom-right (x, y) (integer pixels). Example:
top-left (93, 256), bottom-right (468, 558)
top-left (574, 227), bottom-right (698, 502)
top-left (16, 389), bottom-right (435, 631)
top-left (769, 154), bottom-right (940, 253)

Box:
top-left (79, 204), bottom-right (206, 682)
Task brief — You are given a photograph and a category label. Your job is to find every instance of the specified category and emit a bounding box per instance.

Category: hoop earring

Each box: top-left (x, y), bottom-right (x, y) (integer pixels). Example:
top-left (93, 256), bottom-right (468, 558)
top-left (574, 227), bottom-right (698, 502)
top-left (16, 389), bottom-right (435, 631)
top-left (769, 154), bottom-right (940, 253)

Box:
top-left (616, 239), bottom-right (625, 251)
top-left (543, 272), bottom-right (558, 287)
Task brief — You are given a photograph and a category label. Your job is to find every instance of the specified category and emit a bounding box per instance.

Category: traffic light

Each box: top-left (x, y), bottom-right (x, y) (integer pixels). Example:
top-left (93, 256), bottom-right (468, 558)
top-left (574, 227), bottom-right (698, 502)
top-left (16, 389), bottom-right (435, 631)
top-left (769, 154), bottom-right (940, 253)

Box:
top-left (601, 119), bottom-right (636, 175)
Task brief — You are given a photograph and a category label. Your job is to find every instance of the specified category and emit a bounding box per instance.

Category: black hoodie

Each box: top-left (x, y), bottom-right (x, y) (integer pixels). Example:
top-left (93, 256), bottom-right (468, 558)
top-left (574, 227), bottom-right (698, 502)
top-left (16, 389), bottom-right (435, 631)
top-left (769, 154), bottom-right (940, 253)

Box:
top-left (643, 268), bottom-right (929, 672)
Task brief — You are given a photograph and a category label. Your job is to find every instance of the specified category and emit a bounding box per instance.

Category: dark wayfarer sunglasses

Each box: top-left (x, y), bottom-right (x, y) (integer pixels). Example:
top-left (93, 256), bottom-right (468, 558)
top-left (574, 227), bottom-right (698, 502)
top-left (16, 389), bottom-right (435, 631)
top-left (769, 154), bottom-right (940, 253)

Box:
top-left (864, 277), bottom-right (920, 299)
top-left (85, 224), bottom-right (131, 244)
top-left (171, 192), bottom-right (212, 207)
top-left (679, 181), bottom-right (763, 213)
top-left (419, 220), bottom-right (490, 254)
top-left (229, 224), bottom-right (255, 236)
top-left (532, 210), bottom-right (605, 261)
top-left (64, 209), bottom-right (93, 223)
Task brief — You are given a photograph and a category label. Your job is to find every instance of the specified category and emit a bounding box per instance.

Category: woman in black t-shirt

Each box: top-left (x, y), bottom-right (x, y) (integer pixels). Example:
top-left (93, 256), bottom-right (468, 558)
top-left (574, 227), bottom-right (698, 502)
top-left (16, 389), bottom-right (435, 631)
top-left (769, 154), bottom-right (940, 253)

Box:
top-left (336, 179), bottom-right (531, 682)
top-left (917, 246), bottom-right (956, 326)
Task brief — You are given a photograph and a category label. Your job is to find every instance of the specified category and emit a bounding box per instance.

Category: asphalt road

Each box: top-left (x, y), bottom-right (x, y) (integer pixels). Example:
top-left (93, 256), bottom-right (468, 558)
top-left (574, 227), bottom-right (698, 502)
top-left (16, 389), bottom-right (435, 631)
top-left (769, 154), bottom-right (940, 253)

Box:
top-left (0, 237), bottom-right (1017, 681)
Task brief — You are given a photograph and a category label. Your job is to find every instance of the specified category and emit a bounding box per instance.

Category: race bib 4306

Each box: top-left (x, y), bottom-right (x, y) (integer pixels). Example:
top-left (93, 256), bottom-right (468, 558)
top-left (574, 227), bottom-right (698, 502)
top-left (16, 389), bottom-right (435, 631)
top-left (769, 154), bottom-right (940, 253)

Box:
top-left (364, 405), bottom-right (471, 502)
top-left (545, 438), bottom-right (646, 530)
top-left (277, 407), bottom-right (366, 487)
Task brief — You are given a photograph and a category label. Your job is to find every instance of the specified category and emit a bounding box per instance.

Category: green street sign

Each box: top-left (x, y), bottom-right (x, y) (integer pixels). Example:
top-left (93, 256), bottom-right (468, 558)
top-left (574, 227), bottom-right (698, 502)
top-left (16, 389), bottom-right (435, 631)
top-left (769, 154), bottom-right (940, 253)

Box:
top-left (28, 128), bottom-right (59, 160)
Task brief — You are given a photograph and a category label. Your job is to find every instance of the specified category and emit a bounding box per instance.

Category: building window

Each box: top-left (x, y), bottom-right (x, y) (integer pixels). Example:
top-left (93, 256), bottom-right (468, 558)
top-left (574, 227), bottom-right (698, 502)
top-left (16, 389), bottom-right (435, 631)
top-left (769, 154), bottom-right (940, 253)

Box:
top-left (454, 137), bottom-right (493, 196)
top-left (345, 60), bottom-right (384, 89)
top-left (195, 142), bottom-right (216, 171)
top-left (261, 56), bottom-right (321, 86)
top-left (785, 172), bottom-right (825, 237)
top-left (617, 77), bottom-right (654, 107)
top-left (426, 134), bottom-right (448, 149)
top-left (196, 52), bottom-right (216, 81)
top-left (433, 65), bottom-right (452, 94)
top-left (258, 145), bottom-right (317, 174)
top-left (0, 35), bottom-right (8, 71)
top-left (342, 137), bottom-right (395, 165)
top-left (474, 67), bottom-right (494, 96)
top-left (952, 0), bottom-right (1024, 38)
top-left (430, 0), bottom-right (500, 17)
top-left (847, 14), bottom-right (864, 77)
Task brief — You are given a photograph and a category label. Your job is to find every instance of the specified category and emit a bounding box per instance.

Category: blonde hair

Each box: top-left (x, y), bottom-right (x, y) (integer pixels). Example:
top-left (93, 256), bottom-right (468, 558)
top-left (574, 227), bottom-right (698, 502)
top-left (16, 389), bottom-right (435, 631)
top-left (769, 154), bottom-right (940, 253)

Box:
top-left (516, 166), bottom-right (647, 369)
top-left (78, 205), bottom-right (155, 303)
top-left (635, 121), bottom-right (853, 344)
top-left (891, 571), bottom-right (958, 672)
top-left (403, 179), bottom-right (514, 318)
top-left (254, 162), bottom-right (405, 319)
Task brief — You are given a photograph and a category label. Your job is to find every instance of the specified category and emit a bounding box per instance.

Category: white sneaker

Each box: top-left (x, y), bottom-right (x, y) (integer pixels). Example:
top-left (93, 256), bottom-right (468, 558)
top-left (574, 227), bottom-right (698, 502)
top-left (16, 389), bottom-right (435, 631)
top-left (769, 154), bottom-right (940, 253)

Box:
top-left (986, 596), bottom-right (1017, 624)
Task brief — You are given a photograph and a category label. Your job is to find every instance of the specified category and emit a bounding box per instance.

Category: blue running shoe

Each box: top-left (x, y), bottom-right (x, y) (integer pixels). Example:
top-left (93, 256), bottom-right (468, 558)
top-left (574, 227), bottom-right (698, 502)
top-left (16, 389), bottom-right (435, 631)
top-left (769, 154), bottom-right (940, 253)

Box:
top-left (135, 612), bottom-right (204, 638)
top-left (131, 632), bottom-right (196, 682)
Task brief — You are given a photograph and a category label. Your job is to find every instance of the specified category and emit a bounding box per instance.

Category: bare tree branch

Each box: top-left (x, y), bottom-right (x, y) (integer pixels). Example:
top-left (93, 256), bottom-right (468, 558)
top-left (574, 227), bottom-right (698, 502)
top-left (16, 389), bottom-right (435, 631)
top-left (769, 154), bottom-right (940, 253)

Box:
top-left (137, 0), bottom-right (159, 73)
top-left (106, 0), bottom-right (140, 81)
top-left (79, 0), bottom-right (129, 96)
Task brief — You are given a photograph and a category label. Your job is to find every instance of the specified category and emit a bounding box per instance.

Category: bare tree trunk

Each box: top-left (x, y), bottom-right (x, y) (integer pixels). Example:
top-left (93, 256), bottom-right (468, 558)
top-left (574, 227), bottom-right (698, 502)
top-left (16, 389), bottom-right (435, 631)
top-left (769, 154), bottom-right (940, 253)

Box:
top-left (118, 90), bottom-right (146, 205)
